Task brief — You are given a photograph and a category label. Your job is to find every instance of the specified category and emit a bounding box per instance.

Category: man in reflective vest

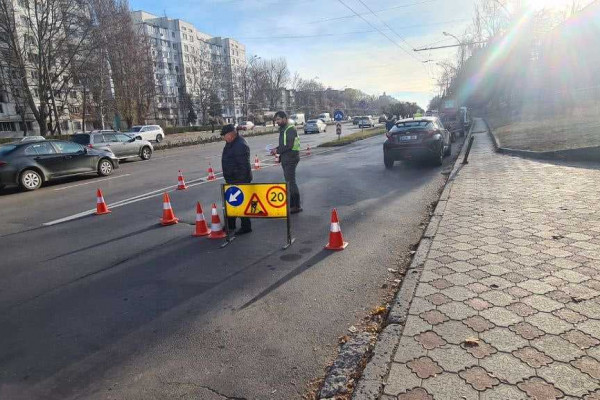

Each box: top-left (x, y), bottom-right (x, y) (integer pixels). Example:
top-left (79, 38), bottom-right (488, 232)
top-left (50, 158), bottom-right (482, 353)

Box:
top-left (272, 111), bottom-right (302, 213)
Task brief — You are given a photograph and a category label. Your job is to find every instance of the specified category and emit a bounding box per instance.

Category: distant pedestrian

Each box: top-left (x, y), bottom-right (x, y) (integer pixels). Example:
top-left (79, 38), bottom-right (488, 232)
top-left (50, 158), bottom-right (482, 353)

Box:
top-left (271, 111), bottom-right (302, 213)
top-left (221, 124), bottom-right (253, 235)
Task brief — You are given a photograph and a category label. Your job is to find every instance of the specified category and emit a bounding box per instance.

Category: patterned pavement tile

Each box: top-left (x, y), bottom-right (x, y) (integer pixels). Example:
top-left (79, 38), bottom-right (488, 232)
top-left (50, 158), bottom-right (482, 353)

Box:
top-left (384, 363), bottom-right (421, 396)
top-left (507, 302), bottom-right (537, 317)
top-left (553, 308), bottom-right (587, 324)
top-left (568, 299), bottom-right (600, 319)
top-left (517, 280), bottom-right (556, 295)
top-left (407, 356), bottom-right (443, 379)
top-left (480, 384), bottom-right (528, 400)
top-left (421, 372), bottom-right (478, 400)
top-left (528, 312), bottom-right (573, 335)
top-left (396, 388), bottom-right (434, 400)
top-left (459, 366), bottom-right (500, 391)
top-left (409, 297), bottom-right (437, 315)
top-left (480, 327), bottom-right (528, 352)
top-left (517, 377), bottom-right (564, 400)
top-left (571, 356), bottom-right (600, 379)
top-left (479, 307), bottom-right (522, 327)
top-left (463, 315), bottom-right (495, 333)
top-left (577, 319), bottom-right (600, 338)
top-left (403, 315), bottom-right (432, 337)
top-left (561, 329), bottom-right (600, 349)
top-left (531, 335), bottom-right (585, 362)
top-left (480, 290), bottom-right (517, 307)
top-left (480, 353), bottom-right (535, 385)
top-left (394, 335), bottom-right (428, 363)
top-left (522, 294), bottom-right (564, 312)
top-left (428, 344), bottom-right (477, 373)
top-left (433, 320), bottom-right (477, 345)
top-left (512, 346), bottom-right (553, 368)
top-left (414, 331), bottom-right (447, 350)
top-left (539, 362), bottom-right (599, 397)
top-left (420, 310), bottom-right (449, 326)
top-left (509, 321), bottom-right (546, 340)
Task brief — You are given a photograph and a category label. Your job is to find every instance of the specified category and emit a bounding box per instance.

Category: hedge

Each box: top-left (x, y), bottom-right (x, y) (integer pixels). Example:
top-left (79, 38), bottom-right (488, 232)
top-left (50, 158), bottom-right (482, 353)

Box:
top-left (163, 125), bottom-right (220, 135)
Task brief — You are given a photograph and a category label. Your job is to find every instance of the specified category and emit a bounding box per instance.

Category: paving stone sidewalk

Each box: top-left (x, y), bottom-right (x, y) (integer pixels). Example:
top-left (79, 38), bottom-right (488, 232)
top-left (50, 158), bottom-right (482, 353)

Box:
top-left (378, 120), bottom-right (600, 399)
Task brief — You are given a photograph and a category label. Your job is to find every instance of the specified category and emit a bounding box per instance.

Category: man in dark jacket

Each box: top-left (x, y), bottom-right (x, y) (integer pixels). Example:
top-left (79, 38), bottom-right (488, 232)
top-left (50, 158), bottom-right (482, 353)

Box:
top-left (221, 124), bottom-right (253, 234)
top-left (271, 111), bottom-right (302, 213)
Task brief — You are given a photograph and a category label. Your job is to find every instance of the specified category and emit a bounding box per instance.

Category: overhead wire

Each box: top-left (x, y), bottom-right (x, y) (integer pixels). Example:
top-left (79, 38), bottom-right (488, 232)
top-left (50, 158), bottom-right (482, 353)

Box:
top-left (335, 0), bottom-right (422, 63)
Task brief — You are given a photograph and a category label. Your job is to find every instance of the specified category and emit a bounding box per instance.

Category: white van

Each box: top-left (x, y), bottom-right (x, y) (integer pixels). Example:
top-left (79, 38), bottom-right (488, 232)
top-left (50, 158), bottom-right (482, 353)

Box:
top-left (317, 113), bottom-right (331, 123)
top-left (289, 113), bottom-right (305, 126)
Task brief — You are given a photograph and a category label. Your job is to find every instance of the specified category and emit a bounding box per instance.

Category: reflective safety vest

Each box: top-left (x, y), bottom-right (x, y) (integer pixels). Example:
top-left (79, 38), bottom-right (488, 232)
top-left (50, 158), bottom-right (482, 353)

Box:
top-left (283, 124), bottom-right (301, 151)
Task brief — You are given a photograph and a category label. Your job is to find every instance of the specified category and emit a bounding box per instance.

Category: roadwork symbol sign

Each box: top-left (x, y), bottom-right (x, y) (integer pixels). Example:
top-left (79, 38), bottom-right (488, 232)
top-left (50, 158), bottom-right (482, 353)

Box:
top-left (223, 183), bottom-right (288, 218)
top-left (244, 193), bottom-right (268, 216)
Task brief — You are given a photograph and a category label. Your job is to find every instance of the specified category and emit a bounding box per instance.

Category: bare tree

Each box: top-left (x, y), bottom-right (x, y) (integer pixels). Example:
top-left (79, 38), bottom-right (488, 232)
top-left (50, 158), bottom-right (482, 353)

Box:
top-left (0, 0), bottom-right (95, 136)
top-left (264, 58), bottom-right (289, 110)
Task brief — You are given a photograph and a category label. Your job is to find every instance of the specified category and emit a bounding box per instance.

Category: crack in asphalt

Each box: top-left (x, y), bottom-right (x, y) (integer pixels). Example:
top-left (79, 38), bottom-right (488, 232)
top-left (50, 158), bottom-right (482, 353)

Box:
top-left (164, 381), bottom-right (247, 399)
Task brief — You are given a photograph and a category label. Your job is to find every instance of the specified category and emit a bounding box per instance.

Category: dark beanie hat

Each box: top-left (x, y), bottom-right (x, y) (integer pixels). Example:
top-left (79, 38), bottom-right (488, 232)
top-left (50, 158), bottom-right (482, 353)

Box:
top-left (221, 124), bottom-right (236, 136)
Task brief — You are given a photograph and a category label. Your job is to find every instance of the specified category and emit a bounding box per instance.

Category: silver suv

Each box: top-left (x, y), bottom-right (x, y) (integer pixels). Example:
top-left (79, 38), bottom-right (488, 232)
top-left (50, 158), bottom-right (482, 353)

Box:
top-left (71, 131), bottom-right (153, 161)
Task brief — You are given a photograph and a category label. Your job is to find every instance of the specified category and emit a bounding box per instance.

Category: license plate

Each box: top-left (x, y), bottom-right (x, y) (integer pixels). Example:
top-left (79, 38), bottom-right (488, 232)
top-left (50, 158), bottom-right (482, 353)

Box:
top-left (399, 135), bottom-right (417, 141)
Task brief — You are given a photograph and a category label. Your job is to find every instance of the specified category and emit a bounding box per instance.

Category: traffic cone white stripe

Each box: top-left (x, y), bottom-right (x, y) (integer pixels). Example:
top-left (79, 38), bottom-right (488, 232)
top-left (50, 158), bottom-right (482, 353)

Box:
top-left (97, 196), bottom-right (103, 204)
top-left (330, 222), bottom-right (341, 233)
top-left (196, 214), bottom-right (205, 222)
top-left (163, 202), bottom-right (171, 210)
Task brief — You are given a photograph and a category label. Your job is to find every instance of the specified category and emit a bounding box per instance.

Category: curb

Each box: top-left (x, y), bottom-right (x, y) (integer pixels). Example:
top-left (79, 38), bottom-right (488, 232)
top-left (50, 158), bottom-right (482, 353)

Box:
top-left (349, 121), bottom-right (477, 400)
top-left (317, 123), bottom-right (476, 399)
top-left (484, 118), bottom-right (600, 162)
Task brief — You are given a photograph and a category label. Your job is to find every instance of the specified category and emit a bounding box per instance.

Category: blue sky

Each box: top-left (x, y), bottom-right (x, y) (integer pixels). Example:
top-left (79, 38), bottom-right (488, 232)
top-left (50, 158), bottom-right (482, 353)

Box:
top-left (130, 0), bottom-right (479, 108)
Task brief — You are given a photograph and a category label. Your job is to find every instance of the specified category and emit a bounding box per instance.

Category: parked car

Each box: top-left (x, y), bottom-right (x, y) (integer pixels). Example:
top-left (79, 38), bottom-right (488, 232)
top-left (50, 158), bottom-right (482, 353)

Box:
top-left (352, 116), bottom-right (363, 125)
top-left (20, 136), bottom-right (46, 142)
top-left (71, 131), bottom-right (153, 161)
top-left (129, 125), bottom-right (165, 142)
top-left (0, 140), bottom-right (119, 191)
top-left (304, 119), bottom-right (327, 134)
top-left (383, 117), bottom-right (451, 168)
top-left (317, 113), bottom-right (332, 123)
top-left (289, 113), bottom-right (306, 126)
top-left (237, 121), bottom-right (255, 131)
top-left (358, 117), bottom-right (375, 128)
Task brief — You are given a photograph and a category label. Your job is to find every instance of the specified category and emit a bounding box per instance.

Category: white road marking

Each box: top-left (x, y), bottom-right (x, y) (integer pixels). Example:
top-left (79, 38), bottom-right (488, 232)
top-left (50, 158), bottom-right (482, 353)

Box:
top-left (53, 174), bottom-right (132, 191)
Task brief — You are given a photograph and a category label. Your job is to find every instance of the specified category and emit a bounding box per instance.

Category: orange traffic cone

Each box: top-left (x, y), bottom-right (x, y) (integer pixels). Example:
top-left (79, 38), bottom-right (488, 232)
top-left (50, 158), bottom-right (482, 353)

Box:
top-left (207, 164), bottom-right (216, 181)
top-left (95, 188), bottom-right (111, 215)
top-left (192, 202), bottom-right (211, 237)
top-left (160, 193), bottom-right (179, 226)
top-left (253, 155), bottom-right (261, 170)
top-left (177, 169), bottom-right (188, 190)
top-left (325, 209), bottom-right (348, 250)
top-left (306, 144), bottom-right (311, 156)
top-left (208, 203), bottom-right (227, 239)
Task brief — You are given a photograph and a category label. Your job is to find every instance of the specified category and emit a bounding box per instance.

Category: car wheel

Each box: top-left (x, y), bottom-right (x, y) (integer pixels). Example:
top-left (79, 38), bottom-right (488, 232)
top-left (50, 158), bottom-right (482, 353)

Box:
top-left (140, 146), bottom-right (152, 160)
top-left (156, 134), bottom-right (163, 143)
top-left (98, 159), bottom-right (114, 176)
top-left (20, 169), bottom-right (42, 191)
top-left (433, 144), bottom-right (444, 166)
top-left (444, 141), bottom-right (452, 157)
top-left (384, 152), bottom-right (394, 169)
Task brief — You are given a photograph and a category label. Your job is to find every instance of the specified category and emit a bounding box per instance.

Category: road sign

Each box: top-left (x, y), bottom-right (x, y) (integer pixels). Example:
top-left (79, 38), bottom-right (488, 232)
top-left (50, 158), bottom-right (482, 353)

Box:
top-left (336, 122), bottom-right (342, 136)
top-left (223, 183), bottom-right (288, 218)
top-left (334, 110), bottom-right (344, 121)
top-left (222, 183), bottom-right (294, 249)
top-left (224, 186), bottom-right (245, 207)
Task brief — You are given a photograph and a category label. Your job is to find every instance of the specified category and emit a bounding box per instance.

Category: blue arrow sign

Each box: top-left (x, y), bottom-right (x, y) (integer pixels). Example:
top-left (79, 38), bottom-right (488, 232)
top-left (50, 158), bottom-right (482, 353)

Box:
top-left (334, 110), bottom-right (344, 121)
top-left (225, 186), bottom-right (244, 207)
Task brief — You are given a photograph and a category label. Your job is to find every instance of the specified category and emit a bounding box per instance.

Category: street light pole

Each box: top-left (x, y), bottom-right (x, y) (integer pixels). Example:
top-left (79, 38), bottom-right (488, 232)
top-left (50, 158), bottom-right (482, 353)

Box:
top-left (443, 31), bottom-right (464, 68)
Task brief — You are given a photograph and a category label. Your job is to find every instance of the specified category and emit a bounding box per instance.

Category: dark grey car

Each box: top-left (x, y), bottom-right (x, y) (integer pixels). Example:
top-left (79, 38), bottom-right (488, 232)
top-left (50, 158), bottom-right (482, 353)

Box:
top-left (71, 131), bottom-right (153, 161)
top-left (0, 140), bottom-right (119, 191)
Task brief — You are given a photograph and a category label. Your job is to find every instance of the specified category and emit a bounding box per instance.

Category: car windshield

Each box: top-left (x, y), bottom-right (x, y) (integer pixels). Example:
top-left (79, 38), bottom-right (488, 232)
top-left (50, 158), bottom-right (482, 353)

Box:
top-left (71, 134), bottom-right (90, 145)
top-left (0, 145), bottom-right (17, 156)
top-left (307, 120), bottom-right (318, 124)
top-left (130, 127), bottom-right (143, 132)
top-left (393, 121), bottom-right (432, 131)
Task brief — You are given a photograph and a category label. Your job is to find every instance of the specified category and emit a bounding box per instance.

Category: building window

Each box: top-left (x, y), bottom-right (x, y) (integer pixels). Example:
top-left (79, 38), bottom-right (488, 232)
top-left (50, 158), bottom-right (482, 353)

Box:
top-left (0, 122), bottom-right (15, 131)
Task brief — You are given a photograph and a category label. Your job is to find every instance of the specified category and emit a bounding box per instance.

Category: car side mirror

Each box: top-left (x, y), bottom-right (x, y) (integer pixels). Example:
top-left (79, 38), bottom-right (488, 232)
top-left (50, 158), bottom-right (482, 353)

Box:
top-left (129, 138), bottom-right (136, 142)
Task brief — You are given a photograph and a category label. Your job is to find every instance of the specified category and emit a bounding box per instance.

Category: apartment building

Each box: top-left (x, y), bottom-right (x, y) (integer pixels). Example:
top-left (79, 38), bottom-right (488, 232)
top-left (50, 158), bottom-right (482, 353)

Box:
top-left (131, 11), bottom-right (246, 125)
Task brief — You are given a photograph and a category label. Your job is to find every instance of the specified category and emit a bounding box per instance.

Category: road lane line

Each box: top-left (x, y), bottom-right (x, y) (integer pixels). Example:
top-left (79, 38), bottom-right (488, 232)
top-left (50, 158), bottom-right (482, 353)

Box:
top-left (53, 174), bottom-right (132, 191)
top-left (42, 146), bottom-right (345, 226)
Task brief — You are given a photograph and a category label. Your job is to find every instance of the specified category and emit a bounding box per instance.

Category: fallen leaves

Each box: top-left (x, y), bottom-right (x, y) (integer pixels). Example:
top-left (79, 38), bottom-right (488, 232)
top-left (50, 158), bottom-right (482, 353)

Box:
top-left (463, 337), bottom-right (480, 347)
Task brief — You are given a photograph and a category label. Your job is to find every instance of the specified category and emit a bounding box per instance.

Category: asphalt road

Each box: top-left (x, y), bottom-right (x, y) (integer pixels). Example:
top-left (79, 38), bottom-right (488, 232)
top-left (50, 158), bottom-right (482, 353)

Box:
top-left (0, 123), bottom-right (463, 399)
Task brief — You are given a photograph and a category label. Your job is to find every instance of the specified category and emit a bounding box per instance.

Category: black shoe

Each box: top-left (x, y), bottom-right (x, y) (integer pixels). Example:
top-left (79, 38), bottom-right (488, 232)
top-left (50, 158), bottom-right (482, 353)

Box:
top-left (235, 228), bottom-right (252, 235)
top-left (290, 207), bottom-right (303, 214)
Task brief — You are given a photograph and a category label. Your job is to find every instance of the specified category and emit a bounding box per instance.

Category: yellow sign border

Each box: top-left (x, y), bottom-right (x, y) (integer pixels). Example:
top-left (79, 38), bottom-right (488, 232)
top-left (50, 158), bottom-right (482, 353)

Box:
top-left (223, 183), bottom-right (288, 218)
